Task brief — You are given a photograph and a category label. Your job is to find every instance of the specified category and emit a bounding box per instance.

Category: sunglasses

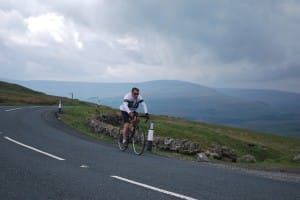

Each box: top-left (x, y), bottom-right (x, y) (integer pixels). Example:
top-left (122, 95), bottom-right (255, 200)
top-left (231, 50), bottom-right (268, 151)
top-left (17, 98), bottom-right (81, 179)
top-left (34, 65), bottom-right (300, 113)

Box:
top-left (133, 92), bottom-right (139, 96)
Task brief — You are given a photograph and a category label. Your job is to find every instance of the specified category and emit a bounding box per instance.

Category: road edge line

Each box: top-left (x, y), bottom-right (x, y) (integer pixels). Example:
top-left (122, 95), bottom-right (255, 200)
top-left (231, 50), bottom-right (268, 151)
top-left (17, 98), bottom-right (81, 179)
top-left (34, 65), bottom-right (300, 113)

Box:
top-left (111, 175), bottom-right (198, 200)
top-left (4, 136), bottom-right (65, 161)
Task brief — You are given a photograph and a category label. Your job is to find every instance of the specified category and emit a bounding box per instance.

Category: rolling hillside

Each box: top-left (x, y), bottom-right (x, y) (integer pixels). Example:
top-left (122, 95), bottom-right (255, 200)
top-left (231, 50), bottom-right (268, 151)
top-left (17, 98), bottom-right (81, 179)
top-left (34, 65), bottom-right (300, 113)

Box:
top-left (215, 88), bottom-right (300, 137)
top-left (0, 81), bottom-right (80, 106)
top-left (1, 80), bottom-right (300, 168)
top-left (0, 81), bottom-right (58, 105)
top-left (96, 81), bottom-right (300, 137)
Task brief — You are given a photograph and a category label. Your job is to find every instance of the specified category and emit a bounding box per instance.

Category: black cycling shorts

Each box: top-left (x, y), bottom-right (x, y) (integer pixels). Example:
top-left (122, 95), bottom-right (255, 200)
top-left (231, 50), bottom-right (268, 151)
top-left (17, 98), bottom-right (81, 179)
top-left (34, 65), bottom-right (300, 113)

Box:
top-left (121, 111), bottom-right (130, 123)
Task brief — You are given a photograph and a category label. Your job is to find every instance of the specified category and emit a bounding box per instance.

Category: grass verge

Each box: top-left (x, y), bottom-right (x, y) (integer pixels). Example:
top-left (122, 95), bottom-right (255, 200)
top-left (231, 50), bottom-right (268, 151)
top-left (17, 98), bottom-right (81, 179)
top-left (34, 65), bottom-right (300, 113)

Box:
top-left (60, 103), bottom-right (300, 171)
top-left (2, 80), bottom-right (299, 171)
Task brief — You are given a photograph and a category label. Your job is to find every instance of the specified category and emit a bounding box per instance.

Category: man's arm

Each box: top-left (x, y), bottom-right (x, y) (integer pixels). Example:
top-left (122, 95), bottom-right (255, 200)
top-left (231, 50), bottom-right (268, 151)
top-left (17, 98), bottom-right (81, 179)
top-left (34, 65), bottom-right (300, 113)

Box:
top-left (141, 101), bottom-right (148, 114)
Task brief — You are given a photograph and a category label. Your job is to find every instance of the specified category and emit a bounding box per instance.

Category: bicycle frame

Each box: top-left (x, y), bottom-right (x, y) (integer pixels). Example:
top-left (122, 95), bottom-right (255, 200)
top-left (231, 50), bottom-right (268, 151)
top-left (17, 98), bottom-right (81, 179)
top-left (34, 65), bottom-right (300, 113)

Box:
top-left (127, 115), bottom-right (145, 142)
top-left (128, 113), bottom-right (148, 136)
top-left (118, 113), bottom-right (149, 155)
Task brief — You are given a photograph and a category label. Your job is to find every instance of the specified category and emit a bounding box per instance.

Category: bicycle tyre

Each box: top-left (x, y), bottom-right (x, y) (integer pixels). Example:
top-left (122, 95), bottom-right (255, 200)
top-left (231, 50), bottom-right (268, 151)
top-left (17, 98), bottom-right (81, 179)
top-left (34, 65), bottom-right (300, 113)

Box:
top-left (118, 128), bottom-right (127, 151)
top-left (132, 127), bottom-right (146, 155)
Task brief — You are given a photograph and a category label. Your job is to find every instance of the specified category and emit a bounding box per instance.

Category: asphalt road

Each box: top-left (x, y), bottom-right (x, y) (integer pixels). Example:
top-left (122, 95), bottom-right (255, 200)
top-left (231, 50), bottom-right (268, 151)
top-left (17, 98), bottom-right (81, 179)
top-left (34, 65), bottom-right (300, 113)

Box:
top-left (0, 106), bottom-right (299, 200)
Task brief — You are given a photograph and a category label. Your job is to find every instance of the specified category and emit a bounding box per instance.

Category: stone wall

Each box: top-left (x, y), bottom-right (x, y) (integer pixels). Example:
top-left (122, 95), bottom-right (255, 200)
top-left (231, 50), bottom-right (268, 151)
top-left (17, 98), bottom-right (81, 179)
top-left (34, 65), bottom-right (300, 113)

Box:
top-left (85, 114), bottom-right (201, 154)
top-left (85, 115), bottom-right (120, 139)
top-left (85, 113), bottom-right (239, 162)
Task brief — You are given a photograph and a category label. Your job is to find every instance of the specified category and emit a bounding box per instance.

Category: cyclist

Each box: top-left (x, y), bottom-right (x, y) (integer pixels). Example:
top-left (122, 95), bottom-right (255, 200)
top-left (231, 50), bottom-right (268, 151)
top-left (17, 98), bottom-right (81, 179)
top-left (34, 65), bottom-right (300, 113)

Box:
top-left (120, 87), bottom-right (149, 147)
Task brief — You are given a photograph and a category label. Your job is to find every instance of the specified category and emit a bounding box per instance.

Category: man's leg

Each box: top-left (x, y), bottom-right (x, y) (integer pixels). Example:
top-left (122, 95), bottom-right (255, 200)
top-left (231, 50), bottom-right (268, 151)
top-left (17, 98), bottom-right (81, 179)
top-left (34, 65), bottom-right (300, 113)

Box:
top-left (122, 122), bottom-right (129, 144)
top-left (121, 111), bottom-right (130, 146)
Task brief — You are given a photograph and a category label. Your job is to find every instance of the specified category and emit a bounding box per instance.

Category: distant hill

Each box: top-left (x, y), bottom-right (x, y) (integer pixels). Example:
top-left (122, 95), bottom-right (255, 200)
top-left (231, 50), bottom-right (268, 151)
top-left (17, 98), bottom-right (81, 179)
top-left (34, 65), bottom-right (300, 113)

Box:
top-left (217, 88), bottom-right (300, 112)
top-left (3, 79), bottom-right (300, 137)
top-left (0, 81), bottom-right (80, 106)
top-left (215, 88), bottom-right (300, 137)
top-left (0, 81), bottom-right (58, 105)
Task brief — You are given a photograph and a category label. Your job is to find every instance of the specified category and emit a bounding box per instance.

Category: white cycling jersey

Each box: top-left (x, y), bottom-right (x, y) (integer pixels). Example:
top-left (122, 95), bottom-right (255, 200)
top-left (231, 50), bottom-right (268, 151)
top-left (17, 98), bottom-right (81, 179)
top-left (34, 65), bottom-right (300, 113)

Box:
top-left (120, 92), bottom-right (148, 114)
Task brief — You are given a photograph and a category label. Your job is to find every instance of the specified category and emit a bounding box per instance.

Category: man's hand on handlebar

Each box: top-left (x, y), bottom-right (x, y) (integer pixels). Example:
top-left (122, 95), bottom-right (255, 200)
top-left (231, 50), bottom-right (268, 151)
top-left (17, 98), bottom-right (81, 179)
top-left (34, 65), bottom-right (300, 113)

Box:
top-left (145, 113), bottom-right (150, 120)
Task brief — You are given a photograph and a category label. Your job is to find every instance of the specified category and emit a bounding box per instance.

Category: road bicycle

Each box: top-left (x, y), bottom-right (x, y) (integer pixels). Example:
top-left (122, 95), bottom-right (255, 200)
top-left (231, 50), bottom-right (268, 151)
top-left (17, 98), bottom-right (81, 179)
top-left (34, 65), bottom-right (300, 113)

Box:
top-left (118, 113), bottom-right (149, 155)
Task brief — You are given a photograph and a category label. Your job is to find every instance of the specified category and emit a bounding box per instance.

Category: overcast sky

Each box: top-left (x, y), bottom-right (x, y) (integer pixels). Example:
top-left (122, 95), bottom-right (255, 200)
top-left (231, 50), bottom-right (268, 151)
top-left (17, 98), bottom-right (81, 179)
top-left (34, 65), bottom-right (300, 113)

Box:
top-left (1, 0), bottom-right (300, 93)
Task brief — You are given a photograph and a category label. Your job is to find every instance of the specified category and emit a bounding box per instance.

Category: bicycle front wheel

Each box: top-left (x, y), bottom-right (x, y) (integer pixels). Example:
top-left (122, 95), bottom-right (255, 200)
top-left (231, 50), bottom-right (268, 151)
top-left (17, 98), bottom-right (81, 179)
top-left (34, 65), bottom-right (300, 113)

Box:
top-left (132, 127), bottom-right (146, 155)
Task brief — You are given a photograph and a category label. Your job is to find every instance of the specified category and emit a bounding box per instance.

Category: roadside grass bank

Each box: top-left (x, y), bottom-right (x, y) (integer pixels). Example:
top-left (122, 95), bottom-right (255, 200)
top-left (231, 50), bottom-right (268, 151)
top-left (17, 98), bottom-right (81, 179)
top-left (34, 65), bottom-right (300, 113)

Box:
top-left (2, 81), bottom-right (299, 171)
top-left (60, 104), bottom-right (117, 144)
top-left (0, 81), bottom-right (78, 106)
top-left (61, 103), bottom-right (300, 172)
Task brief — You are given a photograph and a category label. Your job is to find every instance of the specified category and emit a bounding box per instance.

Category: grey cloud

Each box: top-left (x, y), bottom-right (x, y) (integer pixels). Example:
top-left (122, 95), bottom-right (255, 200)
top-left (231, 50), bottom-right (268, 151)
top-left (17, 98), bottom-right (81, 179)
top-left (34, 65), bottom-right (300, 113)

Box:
top-left (82, 1), bottom-right (297, 67)
top-left (0, 0), bottom-right (300, 92)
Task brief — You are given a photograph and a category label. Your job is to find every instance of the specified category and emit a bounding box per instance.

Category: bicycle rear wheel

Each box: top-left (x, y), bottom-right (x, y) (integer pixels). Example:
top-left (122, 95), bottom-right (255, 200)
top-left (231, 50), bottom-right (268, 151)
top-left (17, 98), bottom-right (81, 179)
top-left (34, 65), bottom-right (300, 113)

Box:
top-left (118, 128), bottom-right (127, 151)
top-left (132, 127), bottom-right (146, 155)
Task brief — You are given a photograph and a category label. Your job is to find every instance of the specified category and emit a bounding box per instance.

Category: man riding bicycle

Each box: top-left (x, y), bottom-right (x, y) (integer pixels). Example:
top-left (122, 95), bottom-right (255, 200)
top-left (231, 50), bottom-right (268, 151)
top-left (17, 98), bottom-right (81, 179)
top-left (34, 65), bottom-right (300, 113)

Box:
top-left (120, 87), bottom-right (149, 147)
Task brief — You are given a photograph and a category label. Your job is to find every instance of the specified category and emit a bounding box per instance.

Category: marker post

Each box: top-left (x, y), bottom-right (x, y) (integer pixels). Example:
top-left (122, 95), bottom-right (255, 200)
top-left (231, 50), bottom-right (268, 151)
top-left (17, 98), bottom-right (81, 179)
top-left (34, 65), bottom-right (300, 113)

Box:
top-left (58, 99), bottom-right (62, 113)
top-left (147, 122), bottom-right (154, 151)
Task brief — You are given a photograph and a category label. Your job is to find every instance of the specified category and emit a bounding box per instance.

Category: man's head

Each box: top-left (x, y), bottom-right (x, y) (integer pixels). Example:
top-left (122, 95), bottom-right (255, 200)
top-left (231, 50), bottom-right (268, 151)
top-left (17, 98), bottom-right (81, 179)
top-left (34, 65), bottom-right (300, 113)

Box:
top-left (131, 87), bottom-right (140, 99)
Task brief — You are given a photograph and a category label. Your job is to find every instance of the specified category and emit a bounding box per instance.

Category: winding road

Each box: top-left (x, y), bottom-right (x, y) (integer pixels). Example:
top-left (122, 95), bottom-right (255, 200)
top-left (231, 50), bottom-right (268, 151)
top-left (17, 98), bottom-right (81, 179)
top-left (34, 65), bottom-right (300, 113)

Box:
top-left (0, 106), bottom-right (299, 199)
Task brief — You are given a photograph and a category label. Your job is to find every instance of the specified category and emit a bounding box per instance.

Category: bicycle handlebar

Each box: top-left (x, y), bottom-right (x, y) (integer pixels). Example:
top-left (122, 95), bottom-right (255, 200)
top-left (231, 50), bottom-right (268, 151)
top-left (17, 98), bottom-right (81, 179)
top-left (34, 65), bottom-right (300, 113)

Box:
top-left (135, 114), bottom-right (150, 123)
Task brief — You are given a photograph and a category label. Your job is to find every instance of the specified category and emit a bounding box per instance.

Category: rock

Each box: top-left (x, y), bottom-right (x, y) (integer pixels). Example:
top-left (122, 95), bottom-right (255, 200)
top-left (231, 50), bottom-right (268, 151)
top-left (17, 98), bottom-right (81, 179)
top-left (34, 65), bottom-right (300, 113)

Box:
top-left (205, 150), bottom-right (221, 159)
top-left (210, 152), bottom-right (222, 160)
top-left (86, 115), bottom-right (119, 138)
top-left (293, 154), bottom-right (300, 162)
top-left (159, 137), bottom-right (174, 150)
top-left (196, 153), bottom-right (209, 162)
top-left (96, 113), bottom-right (121, 126)
top-left (211, 145), bottom-right (237, 162)
top-left (238, 154), bottom-right (257, 163)
top-left (153, 137), bottom-right (165, 149)
top-left (164, 138), bottom-right (174, 145)
top-left (170, 139), bottom-right (186, 152)
top-left (152, 137), bottom-right (200, 154)
top-left (178, 141), bottom-right (200, 155)
top-left (221, 146), bottom-right (237, 162)
top-left (153, 137), bottom-right (170, 150)
top-left (204, 150), bottom-right (211, 157)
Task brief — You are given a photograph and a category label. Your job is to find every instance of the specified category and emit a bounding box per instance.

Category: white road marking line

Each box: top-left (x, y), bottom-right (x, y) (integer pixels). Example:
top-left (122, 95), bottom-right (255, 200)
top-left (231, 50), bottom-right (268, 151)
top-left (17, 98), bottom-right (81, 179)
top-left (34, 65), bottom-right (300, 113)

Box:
top-left (80, 164), bottom-right (89, 168)
top-left (111, 175), bottom-right (198, 200)
top-left (4, 136), bottom-right (65, 161)
top-left (5, 108), bottom-right (22, 112)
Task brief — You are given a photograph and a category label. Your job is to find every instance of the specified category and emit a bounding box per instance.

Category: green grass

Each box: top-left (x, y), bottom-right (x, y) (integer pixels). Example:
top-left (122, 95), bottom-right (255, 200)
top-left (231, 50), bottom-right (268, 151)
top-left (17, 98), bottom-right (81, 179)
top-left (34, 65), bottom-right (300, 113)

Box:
top-left (60, 105), bottom-right (118, 144)
top-left (2, 80), bottom-right (300, 170)
top-left (0, 81), bottom-right (86, 106)
top-left (60, 103), bottom-right (300, 170)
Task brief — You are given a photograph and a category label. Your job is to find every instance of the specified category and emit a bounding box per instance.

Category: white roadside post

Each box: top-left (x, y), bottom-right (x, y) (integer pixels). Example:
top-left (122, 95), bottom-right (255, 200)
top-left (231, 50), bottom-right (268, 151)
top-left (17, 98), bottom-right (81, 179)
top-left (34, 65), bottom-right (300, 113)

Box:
top-left (147, 122), bottom-right (154, 151)
top-left (58, 99), bottom-right (62, 113)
